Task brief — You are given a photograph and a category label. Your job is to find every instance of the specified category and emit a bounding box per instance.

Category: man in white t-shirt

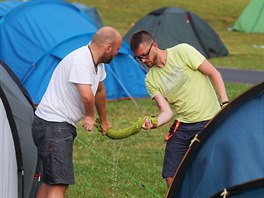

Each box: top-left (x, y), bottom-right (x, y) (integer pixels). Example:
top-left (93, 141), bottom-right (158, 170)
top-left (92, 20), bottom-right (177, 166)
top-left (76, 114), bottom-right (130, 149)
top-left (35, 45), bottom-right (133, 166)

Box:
top-left (32, 26), bottom-right (122, 198)
top-left (130, 30), bottom-right (228, 188)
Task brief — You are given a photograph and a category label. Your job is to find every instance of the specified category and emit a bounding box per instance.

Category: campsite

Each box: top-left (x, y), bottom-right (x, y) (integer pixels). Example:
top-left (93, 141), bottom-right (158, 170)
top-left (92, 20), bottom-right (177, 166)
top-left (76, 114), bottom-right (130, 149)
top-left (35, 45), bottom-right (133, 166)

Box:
top-left (0, 0), bottom-right (263, 197)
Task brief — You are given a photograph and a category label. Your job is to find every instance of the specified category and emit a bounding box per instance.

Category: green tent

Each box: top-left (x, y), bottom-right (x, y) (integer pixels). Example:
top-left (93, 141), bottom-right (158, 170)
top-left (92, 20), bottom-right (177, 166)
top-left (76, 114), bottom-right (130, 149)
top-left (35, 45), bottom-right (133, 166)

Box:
top-left (233, 0), bottom-right (264, 33)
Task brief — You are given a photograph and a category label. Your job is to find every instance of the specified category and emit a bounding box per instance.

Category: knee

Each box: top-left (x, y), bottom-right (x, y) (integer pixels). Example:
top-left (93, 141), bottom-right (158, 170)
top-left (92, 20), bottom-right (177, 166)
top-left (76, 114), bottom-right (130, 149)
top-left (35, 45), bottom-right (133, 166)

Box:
top-left (166, 177), bottom-right (173, 188)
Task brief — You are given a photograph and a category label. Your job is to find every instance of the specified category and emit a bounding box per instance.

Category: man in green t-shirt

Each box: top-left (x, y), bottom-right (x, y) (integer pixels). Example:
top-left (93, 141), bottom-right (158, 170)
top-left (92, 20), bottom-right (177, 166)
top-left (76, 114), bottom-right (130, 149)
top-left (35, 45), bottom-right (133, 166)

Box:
top-left (130, 30), bottom-right (229, 188)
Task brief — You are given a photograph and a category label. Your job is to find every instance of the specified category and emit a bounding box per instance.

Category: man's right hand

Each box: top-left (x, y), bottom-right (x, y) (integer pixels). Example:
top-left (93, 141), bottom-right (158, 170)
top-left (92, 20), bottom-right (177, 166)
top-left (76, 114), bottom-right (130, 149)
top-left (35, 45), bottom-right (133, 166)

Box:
top-left (83, 116), bottom-right (95, 131)
top-left (100, 120), bottom-right (112, 135)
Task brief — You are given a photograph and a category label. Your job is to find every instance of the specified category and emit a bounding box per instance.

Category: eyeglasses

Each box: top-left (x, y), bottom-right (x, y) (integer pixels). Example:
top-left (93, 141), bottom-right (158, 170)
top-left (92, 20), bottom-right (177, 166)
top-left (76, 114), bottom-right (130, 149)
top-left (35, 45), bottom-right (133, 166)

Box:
top-left (134, 41), bottom-right (155, 62)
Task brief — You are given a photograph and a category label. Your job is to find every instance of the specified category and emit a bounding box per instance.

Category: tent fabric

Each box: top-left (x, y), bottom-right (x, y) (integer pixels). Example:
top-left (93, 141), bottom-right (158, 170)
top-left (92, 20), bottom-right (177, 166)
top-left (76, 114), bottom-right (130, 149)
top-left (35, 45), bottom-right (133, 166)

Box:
top-left (0, 60), bottom-right (37, 198)
top-left (0, 98), bottom-right (18, 198)
top-left (166, 82), bottom-right (264, 198)
top-left (72, 2), bottom-right (103, 29)
top-left (233, 0), bottom-right (264, 33)
top-left (0, 1), bottom-right (103, 28)
top-left (210, 178), bottom-right (264, 198)
top-left (124, 7), bottom-right (229, 59)
top-left (0, 0), bottom-right (148, 104)
top-left (0, 0), bottom-right (22, 16)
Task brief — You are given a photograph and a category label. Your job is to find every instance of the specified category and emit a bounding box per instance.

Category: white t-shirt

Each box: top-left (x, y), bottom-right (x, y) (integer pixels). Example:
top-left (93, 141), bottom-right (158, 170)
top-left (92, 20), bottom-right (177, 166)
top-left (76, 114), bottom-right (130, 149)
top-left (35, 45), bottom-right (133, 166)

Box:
top-left (35, 45), bottom-right (106, 126)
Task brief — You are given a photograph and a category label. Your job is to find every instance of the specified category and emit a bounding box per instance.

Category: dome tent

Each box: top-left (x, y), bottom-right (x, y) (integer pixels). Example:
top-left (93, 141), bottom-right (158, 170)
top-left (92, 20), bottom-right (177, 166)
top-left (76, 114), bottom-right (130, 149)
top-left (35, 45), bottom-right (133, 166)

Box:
top-left (166, 82), bottom-right (264, 197)
top-left (0, 60), bottom-right (39, 198)
top-left (71, 1), bottom-right (103, 29)
top-left (124, 7), bottom-right (228, 59)
top-left (0, 0), bottom-right (148, 104)
top-left (233, 0), bottom-right (264, 33)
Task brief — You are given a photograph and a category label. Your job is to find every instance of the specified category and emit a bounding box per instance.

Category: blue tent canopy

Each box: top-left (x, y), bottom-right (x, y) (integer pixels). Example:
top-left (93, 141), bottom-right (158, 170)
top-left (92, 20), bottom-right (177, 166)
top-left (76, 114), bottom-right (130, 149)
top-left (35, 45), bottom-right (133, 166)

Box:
top-left (72, 2), bottom-right (103, 29)
top-left (167, 82), bottom-right (264, 197)
top-left (0, 0), bottom-right (148, 104)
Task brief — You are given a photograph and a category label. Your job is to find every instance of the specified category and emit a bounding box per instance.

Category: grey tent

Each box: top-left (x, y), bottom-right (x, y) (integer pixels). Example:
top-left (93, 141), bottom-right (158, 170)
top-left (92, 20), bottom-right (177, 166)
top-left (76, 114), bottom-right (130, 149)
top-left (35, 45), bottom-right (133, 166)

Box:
top-left (0, 60), bottom-right (39, 198)
top-left (124, 7), bottom-right (228, 58)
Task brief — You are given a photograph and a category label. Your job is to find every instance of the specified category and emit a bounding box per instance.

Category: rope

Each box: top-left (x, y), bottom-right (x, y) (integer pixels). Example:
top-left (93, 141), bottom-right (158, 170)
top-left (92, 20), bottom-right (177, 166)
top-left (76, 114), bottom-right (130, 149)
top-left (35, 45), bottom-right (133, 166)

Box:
top-left (78, 174), bottom-right (101, 198)
top-left (189, 134), bottom-right (200, 147)
top-left (75, 137), bottom-right (161, 198)
top-left (106, 66), bottom-right (140, 109)
top-left (220, 188), bottom-right (229, 198)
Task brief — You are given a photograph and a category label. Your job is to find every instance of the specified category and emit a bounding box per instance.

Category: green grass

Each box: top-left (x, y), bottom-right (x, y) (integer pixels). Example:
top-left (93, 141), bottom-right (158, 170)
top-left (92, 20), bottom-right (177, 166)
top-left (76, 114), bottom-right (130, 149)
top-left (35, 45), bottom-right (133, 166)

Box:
top-left (68, 83), bottom-right (254, 198)
top-left (63, 0), bottom-right (263, 197)
top-left (0, 0), bottom-right (261, 196)
top-left (71, 0), bottom-right (264, 70)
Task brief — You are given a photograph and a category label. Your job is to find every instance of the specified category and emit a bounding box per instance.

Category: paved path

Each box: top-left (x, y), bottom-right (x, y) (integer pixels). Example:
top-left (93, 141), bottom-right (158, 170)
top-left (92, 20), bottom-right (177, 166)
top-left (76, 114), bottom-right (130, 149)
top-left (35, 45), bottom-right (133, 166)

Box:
top-left (217, 68), bottom-right (264, 84)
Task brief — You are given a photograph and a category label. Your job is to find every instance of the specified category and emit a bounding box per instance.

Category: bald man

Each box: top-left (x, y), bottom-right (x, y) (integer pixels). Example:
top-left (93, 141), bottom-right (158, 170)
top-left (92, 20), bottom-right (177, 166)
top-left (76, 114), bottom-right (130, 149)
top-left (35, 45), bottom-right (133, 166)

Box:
top-left (32, 26), bottom-right (122, 198)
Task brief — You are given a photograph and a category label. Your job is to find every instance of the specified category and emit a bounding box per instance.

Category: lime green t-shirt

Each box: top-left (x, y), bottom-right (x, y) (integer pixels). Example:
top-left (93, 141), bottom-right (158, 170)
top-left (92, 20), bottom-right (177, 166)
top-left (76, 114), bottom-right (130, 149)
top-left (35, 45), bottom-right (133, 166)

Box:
top-left (145, 43), bottom-right (220, 123)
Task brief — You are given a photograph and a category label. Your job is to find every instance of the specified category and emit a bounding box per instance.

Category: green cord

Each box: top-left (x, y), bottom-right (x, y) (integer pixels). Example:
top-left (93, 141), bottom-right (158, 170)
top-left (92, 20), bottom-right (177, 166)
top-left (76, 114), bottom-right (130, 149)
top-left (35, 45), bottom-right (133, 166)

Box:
top-left (76, 137), bottom-right (161, 198)
top-left (79, 174), bottom-right (101, 198)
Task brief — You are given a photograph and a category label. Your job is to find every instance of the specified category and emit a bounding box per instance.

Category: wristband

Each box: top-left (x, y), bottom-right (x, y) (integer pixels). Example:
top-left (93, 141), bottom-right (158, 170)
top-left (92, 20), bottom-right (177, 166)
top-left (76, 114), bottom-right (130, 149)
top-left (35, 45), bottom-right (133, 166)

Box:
top-left (220, 101), bottom-right (229, 107)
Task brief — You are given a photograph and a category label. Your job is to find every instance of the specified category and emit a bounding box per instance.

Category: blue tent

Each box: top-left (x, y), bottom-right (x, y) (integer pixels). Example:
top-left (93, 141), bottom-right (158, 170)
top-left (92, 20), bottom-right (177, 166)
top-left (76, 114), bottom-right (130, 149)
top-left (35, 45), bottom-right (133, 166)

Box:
top-left (71, 2), bottom-right (103, 29)
top-left (0, 0), bottom-right (148, 104)
top-left (167, 82), bottom-right (264, 197)
top-left (210, 178), bottom-right (264, 198)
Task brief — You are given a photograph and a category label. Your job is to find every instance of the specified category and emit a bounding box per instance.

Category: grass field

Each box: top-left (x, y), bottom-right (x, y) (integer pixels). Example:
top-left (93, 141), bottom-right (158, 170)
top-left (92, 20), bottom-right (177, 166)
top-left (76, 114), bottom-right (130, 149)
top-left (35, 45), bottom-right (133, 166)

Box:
top-left (66, 0), bottom-right (262, 197)
top-left (68, 84), bottom-right (253, 198)
top-left (73, 0), bottom-right (263, 71)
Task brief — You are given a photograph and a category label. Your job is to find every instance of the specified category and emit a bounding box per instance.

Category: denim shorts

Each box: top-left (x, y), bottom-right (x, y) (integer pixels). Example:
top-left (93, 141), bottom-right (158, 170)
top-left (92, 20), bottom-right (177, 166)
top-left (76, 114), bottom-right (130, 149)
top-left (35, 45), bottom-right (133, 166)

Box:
top-left (32, 115), bottom-right (77, 185)
top-left (162, 120), bottom-right (208, 178)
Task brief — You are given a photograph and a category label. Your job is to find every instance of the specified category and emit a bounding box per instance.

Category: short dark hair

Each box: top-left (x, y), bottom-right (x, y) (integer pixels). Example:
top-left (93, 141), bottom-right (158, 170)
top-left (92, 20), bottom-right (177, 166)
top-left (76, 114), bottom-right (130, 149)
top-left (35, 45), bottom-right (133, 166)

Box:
top-left (130, 30), bottom-right (154, 51)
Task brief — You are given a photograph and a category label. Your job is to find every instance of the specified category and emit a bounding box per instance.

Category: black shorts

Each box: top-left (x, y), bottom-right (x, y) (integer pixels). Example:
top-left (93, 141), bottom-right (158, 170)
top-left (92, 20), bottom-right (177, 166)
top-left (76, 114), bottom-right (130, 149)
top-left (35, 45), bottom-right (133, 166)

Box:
top-left (32, 115), bottom-right (77, 185)
top-left (162, 120), bottom-right (208, 178)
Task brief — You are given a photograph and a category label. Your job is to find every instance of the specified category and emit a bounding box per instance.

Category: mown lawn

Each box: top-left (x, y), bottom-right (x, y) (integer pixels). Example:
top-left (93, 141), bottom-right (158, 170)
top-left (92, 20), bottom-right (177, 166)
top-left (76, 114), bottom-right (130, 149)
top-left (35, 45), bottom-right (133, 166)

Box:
top-left (68, 83), bottom-right (253, 198)
top-left (66, 0), bottom-right (262, 197)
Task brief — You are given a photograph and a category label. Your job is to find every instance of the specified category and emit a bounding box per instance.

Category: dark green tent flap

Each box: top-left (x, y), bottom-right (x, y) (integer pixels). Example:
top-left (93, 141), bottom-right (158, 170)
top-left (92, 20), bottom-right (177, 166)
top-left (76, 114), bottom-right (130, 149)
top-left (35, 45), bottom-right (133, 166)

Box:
top-left (124, 7), bottom-right (228, 59)
top-left (233, 0), bottom-right (264, 33)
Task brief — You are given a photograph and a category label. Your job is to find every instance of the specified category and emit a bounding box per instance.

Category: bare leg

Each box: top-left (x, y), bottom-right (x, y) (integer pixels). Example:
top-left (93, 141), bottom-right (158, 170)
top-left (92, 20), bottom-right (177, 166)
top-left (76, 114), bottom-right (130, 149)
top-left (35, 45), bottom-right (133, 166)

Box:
top-left (47, 184), bottom-right (68, 198)
top-left (36, 183), bottom-right (68, 198)
top-left (166, 177), bottom-right (173, 188)
top-left (36, 183), bottom-right (48, 198)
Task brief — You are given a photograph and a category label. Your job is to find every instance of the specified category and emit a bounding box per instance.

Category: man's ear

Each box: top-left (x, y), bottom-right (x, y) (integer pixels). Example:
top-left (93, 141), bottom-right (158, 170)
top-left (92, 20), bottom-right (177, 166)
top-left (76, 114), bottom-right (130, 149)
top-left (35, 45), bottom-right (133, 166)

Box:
top-left (105, 44), bottom-right (112, 53)
top-left (153, 41), bottom-right (158, 48)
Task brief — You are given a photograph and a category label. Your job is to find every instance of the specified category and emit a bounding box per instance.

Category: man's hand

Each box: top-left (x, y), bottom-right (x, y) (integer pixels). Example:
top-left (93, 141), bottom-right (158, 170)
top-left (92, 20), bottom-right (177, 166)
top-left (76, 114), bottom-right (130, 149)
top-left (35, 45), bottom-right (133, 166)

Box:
top-left (83, 116), bottom-right (95, 131)
top-left (100, 120), bottom-right (112, 135)
top-left (142, 116), bottom-right (158, 130)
